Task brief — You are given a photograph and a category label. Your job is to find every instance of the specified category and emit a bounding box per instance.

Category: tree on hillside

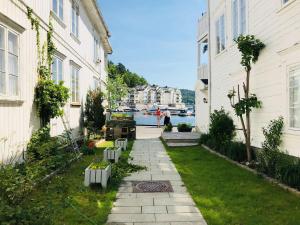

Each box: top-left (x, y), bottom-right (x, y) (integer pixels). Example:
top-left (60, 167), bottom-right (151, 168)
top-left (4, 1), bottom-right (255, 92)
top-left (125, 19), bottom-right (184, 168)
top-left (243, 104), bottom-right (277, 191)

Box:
top-left (108, 61), bottom-right (147, 88)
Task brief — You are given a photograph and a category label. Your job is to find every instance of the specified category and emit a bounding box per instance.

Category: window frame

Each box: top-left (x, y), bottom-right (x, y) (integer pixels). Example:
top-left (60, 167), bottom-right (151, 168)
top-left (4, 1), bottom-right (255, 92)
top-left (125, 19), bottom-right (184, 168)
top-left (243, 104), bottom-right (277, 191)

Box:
top-left (215, 14), bottom-right (226, 55)
top-left (288, 65), bottom-right (300, 130)
top-left (71, 1), bottom-right (79, 39)
top-left (231, 0), bottom-right (247, 41)
top-left (94, 36), bottom-right (100, 63)
top-left (70, 63), bottom-right (80, 104)
top-left (282, 0), bottom-right (289, 5)
top-left (0, 23), bottom-right (20, 99)
top-left (51, 56), bottom-right (64, 84)
top-left (52, 0), bottom-right (64, 21)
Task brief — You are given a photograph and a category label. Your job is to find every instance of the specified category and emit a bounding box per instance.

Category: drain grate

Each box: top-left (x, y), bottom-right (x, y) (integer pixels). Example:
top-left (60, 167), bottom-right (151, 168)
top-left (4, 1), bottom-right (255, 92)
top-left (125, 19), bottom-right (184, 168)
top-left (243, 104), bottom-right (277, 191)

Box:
top-left (132, 180), bottom-right (173, 193)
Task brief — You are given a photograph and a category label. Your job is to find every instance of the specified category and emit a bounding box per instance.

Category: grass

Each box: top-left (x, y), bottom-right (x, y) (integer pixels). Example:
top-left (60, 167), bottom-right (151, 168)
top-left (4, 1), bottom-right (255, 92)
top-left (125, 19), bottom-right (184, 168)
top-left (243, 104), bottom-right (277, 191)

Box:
top-left (165, 144), bottom-right (300, 225)
top-left (21, 141), bottom-right (134, 225)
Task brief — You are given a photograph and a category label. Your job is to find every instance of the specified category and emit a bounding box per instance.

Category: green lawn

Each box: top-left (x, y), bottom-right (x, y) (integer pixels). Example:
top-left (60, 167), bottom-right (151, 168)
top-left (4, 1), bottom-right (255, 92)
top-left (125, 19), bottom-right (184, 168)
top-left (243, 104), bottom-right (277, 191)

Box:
top-left (21, 141), bottom-right (132, 225)
top-left (165, 144), bottom-right (300, 225)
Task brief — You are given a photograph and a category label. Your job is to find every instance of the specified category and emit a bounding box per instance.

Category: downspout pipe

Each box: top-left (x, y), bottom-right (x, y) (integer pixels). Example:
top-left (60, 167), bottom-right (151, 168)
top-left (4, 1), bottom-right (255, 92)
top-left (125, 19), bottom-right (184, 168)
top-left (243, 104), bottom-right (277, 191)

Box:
top-left (207, 0), bottom-right (212, 116)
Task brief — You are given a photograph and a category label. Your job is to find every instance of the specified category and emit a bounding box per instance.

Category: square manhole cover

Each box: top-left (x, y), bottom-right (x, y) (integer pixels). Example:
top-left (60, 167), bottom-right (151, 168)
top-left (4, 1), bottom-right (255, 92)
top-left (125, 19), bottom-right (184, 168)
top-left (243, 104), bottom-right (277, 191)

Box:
top-left (132, 181), bottom-right (173, 193)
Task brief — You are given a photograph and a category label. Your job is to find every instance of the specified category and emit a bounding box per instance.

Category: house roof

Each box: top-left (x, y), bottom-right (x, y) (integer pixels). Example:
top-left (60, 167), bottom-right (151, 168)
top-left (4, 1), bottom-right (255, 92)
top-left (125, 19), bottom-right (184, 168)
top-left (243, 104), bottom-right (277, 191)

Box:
top-left (82, 0), bottom-right (112, 54)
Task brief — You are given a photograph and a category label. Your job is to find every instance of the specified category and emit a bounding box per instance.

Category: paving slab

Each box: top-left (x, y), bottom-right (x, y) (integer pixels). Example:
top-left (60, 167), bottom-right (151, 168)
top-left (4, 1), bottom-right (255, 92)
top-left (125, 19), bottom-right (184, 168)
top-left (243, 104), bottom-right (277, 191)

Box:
top-left (106, 139), bottom-right (207, 225)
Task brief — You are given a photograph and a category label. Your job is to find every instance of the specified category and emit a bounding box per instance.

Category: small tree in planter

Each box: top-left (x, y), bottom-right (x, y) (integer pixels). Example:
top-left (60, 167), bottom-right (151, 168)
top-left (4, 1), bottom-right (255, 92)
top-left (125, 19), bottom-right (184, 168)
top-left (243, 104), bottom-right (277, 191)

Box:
top-left (84, 88), bottom-right (106, 138)
top-left (228, 35), bottom-right (265, 162)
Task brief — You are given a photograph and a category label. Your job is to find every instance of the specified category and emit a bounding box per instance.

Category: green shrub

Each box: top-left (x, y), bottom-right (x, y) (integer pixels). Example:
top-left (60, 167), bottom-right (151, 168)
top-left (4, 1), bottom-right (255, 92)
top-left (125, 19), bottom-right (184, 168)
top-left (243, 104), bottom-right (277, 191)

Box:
top-left (209, 109), bottom-right (236, 150)
top-left (199, 133), bottom-right (211, 145)
top-left (164, 123), bottom-right (173, 132)
top-left (226, 142), bottom-right (247, 162)
top-left (257, 117), bottom-right (284, 177)
top-left (80, 144), bottom-right (96, 155)
top-left (278, 160), bottom-right (300, 190)
top-left (177, 123), bottom-right (192, 132)
top-left (257, 117), bottom-right (300, 190)
top-left (84, 88), bottom-right (106, 136)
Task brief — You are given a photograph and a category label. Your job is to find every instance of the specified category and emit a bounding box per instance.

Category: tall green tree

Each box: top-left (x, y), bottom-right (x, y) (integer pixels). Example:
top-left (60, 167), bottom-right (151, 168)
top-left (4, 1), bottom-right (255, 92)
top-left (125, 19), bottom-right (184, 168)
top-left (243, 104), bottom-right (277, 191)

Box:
top-left (107, 76), bottom-right (128, 109)
top-left (228, 35), bottom-right (265, 161)
top-left (84, 88), bottom-right (105, 136)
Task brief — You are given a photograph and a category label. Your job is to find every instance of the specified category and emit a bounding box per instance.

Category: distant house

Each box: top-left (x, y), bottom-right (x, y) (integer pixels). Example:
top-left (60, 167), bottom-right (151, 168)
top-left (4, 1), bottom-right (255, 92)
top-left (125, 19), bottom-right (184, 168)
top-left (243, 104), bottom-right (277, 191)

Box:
top-left (195, 0), bottom-right (300, 157)
top-left (125, 85), bottom-right (183, 107)
top-left (0, 0), bottom-right (112, 162)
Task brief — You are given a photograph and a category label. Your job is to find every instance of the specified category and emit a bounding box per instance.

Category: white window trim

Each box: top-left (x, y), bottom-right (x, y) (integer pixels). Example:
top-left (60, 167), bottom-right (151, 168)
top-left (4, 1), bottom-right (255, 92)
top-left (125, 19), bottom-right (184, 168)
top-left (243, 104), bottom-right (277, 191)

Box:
top-left (287, 65), bottom-right (300, 131)
top-left (71, 1), bottom-right (79, 39)
top-left (51, 56), bottom-right (64, 84)
top-left (0, 23), bottom-right (21, 102)
top-left (215, 13), bottom-right (226, 55)
top-left (70, 61), bottom-right (81, 105)
top-left (51, 0), bottom-right (64, 21)
top-left (231, 0), bottom-right (247, 41)
top-left (278, 0), bottom-right (296, 13)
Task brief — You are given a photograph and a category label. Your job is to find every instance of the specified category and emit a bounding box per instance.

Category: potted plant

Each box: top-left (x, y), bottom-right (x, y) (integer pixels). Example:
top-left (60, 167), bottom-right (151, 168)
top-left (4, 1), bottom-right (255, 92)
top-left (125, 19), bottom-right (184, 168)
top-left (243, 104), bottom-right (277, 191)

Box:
top-left (115, 138), bottom-right (128, 151)
top-left (84, 161), bottom-right (111, 188)
top-left (103, 147), bottom-right (122, 163)
top-left (164, 123), bottom-right (173, 132)
top-left (177, 123), bottom-right (193, 132)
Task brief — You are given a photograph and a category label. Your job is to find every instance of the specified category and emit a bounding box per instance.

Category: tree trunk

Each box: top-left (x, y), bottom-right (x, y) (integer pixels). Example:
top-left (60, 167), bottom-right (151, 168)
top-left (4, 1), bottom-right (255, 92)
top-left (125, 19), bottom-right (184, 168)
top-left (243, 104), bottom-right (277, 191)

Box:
top-left (245, 69), bottom-right (252, 162)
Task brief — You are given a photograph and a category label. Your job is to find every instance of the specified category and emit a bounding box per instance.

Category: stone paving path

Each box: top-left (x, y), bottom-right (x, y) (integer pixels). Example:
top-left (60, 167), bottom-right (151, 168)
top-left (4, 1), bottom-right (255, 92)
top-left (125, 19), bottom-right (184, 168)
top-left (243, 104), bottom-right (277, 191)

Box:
top-left (107, 138), bottom-right (207, 225)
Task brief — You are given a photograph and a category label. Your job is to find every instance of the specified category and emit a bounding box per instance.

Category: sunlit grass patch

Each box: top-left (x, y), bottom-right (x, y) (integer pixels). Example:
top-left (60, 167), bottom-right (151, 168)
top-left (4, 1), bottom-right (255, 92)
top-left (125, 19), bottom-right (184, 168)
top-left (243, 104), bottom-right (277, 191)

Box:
top-left (165, 144), bottom-right (300, 225)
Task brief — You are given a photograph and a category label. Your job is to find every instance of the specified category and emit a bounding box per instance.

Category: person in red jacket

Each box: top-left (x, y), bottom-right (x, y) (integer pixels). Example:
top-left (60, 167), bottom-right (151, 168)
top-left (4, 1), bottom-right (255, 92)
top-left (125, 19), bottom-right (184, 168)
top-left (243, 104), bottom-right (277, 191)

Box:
top-left (155, 107), bottom-right (162, 128)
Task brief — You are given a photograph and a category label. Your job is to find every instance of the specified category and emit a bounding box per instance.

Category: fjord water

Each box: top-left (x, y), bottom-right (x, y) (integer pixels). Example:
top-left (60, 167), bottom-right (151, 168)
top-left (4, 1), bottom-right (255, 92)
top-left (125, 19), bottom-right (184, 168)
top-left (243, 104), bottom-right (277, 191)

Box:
top-left (133, 112), bottom-right (195, 126)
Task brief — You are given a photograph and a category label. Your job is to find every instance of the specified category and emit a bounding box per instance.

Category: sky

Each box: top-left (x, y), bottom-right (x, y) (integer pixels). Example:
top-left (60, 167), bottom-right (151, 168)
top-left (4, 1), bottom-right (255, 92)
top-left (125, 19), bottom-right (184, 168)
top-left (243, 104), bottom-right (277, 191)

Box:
top-left (98, 0), bottom-right (207, 90)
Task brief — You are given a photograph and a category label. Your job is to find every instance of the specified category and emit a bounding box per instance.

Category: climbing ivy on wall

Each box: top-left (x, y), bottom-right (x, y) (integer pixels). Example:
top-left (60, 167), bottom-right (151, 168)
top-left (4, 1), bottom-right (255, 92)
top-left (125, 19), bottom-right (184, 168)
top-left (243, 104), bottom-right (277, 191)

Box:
top-left (27, 7), bottom-right (69, 127)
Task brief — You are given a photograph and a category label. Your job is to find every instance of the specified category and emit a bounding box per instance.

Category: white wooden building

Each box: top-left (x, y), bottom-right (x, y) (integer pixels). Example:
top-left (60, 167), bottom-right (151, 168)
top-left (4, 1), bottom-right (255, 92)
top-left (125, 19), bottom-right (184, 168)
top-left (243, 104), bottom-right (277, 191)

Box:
top-left (0, 0), bottom-right (112, 163)
top-left (196, 0), bottom-right (300, 157)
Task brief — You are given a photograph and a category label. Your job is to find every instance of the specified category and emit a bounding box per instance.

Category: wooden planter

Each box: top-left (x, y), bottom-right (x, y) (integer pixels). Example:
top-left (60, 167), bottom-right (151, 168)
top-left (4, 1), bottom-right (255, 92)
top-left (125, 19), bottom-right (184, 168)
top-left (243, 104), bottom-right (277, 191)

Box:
top-left (84, 164), bottom-right (111, 188)
top-left (115, 138), bottom-right (128, 151)
top-left (103, 147), bottom-right (122, 163)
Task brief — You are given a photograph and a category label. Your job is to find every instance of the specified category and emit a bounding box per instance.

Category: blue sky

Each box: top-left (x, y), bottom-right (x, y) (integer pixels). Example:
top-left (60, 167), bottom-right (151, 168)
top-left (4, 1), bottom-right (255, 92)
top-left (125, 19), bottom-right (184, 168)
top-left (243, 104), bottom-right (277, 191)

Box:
top-left (98, 0), bottom-right (207, 90)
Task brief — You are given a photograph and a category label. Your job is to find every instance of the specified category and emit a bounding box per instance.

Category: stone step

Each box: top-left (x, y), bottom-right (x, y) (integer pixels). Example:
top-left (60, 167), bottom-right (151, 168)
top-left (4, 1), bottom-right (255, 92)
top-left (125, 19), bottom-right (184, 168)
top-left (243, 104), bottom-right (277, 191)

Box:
top-left (164, 139), bottom-right (199, 143)
top-left (167, 143), bottom-right (199, 147)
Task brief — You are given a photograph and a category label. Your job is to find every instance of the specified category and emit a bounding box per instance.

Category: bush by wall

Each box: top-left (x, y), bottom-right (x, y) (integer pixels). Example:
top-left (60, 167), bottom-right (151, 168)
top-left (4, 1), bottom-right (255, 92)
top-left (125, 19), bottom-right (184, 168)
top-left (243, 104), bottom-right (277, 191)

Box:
top-left (177, 123), bottom-right (192, 132)
top-left (257, 117), bottom-right (300, 190)
top-left (164, 123), bottom-right (173, 132)
top-left (209, 108), bottom-right (236, 151)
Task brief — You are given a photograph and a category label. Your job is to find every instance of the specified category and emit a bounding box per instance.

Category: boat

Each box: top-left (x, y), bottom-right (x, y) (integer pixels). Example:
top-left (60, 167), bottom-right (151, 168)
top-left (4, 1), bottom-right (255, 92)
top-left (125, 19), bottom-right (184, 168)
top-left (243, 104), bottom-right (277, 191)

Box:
top-left (178, 109), bottom-right (188, 117)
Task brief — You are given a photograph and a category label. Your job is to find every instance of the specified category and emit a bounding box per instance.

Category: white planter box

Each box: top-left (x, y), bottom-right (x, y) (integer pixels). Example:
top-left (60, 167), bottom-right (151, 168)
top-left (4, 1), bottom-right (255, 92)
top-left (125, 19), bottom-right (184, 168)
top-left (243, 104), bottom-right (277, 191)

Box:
top-left (84, 164), bottom-right (111, 188)
top-left (115, 138), bottom-right (128, 151)
top-left (103, 147), bottom-right (122, 163)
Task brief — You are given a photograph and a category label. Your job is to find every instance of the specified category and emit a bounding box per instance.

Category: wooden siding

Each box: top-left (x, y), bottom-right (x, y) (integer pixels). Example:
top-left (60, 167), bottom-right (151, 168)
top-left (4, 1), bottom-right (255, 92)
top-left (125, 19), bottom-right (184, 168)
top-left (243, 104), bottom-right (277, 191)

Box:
top-left (201, 0), bottom-right (300, 157)
top-left (0, 0), bottom-right (110, 163)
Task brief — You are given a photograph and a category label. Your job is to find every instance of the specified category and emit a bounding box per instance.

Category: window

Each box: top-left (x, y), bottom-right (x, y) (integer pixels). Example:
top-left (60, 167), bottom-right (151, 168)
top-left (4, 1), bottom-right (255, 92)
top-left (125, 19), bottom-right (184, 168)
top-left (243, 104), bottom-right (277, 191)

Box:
top-left (283, 0), bottom-right (289, 4)
top-left (51, 57), bottom-right (63, 84)
top-left (71, 64), bottom-right (79, 103)
top-left (216, 14), bottom-right (225, 54)
top-left (289, 66), bottom-right (300, 129)
top-left (52, 0), bottom-right (63, 20)
top-left (0, 25), bottom-right (19, 96)
top-left (232, 0), bottom-right (246, 40)
top-left (71, 1), bottom-right (79, 38)
top-left (93, 77), bottom-right (100, 90)
top-left (94, 37), bottom-right (99, 62)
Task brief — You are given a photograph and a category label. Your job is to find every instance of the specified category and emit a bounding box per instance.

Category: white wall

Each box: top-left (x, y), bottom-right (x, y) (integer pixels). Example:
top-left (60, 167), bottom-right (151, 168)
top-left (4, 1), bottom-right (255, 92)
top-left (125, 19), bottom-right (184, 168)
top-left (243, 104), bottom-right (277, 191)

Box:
top-left (0, 0), bottom-right (110, 162)
top-left (206, 0), bottom-right (300, 156)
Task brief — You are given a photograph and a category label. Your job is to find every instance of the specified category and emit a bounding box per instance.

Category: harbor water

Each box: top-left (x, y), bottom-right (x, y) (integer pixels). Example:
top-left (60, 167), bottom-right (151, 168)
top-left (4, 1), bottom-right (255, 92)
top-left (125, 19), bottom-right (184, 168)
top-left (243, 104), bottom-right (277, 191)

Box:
top-left (133, 112), bottom-right (195, 126)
